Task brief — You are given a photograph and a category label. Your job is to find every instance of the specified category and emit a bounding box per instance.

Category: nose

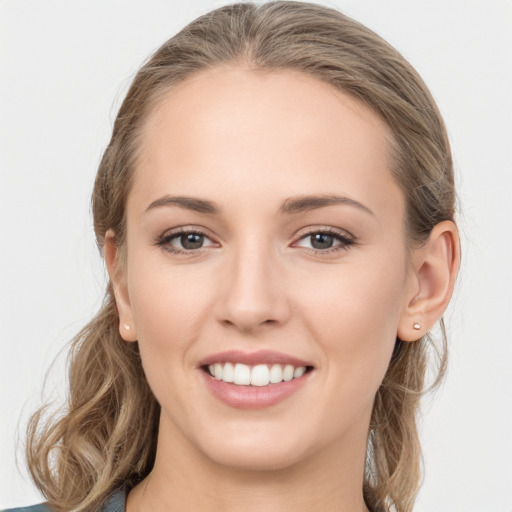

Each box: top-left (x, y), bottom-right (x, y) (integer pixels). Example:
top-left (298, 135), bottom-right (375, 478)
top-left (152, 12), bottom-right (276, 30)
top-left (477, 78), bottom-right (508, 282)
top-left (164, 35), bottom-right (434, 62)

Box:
top-left (215, 240), bottom-right (291, 333)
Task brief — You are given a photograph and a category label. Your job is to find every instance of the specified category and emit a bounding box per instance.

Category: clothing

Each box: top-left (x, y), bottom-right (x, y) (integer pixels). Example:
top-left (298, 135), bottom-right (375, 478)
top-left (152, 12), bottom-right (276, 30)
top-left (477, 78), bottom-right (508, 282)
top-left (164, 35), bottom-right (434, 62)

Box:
top-left (1, 488), bottom-right (126, 512)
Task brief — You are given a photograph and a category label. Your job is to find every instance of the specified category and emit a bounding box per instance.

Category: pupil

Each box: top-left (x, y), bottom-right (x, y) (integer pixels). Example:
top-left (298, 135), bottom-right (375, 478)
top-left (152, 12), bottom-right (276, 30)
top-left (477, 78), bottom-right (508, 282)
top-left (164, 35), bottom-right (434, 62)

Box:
top-left (311, 233), bottom-right (333, 249)
top-left (182, 233), bottom-right (203, 250)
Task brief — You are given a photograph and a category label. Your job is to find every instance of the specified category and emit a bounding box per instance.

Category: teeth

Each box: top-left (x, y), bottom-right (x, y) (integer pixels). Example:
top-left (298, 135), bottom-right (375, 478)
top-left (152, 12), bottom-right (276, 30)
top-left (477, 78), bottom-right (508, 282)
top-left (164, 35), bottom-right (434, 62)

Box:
top-left (251, 364), bottom-right (270, 386)
top-left (233, 363), bottom-right (251, 385)
top-left (294, 366), bottom-right (306, 378)
top-left (223, 362), bottom-right (234, 382)
top-left (208, 362), bottom-right (308, 386)
top-left (282, 364), bottom-right (294, 382)
top-left (269, 364), bottom-right (283, 383)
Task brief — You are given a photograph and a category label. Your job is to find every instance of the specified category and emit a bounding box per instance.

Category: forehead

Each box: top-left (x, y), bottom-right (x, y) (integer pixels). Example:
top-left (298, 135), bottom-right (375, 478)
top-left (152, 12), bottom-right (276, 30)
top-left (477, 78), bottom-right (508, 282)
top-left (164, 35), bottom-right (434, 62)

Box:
top-left (130, 65), bottom-right (402, 220)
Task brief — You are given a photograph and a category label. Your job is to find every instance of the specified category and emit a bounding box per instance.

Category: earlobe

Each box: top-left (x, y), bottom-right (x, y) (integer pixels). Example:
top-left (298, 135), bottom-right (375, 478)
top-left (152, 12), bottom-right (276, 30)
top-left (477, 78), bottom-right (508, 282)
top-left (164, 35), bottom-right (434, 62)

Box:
top-left (398, 220), bottom-right (460, 342)
top-left (104, 230), bottom-right (138, 342)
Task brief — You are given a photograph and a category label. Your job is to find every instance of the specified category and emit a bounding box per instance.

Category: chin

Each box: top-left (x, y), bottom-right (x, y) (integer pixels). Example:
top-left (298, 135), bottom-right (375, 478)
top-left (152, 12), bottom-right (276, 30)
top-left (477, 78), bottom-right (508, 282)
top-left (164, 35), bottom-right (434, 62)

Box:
top-left (193, 421), bottom-right (318, 473)
top-left (206, 443), bottom-right (306, 473)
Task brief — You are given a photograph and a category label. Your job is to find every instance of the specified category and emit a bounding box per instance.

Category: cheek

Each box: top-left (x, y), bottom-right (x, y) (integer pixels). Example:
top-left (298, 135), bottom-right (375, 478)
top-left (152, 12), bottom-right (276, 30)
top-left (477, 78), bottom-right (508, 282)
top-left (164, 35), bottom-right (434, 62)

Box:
top-left (300, 252), bottom-right (406, 406)
top-left (125, 255), bottom-right (215, 369)
top-left (124, 259), bottom-right (218, 418)
top-left (302, 251), bottom-right (405, 335)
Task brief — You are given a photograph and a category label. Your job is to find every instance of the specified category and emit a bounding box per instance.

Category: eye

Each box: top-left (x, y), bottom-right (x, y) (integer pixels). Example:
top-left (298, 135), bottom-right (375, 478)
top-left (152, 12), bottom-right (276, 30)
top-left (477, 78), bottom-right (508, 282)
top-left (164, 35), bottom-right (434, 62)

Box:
top-left (294, 228), bottom-right (355, 255)
top-left (155, 228), bottom-right (217, 255)
top-left (155, 226), bottom-right (355, 257)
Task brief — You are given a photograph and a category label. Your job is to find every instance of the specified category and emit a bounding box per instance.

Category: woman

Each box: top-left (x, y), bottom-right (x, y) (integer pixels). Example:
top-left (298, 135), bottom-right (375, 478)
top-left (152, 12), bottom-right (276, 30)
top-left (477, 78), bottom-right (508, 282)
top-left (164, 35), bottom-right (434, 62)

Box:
top-left (4, 1), bottom-right (460, 511)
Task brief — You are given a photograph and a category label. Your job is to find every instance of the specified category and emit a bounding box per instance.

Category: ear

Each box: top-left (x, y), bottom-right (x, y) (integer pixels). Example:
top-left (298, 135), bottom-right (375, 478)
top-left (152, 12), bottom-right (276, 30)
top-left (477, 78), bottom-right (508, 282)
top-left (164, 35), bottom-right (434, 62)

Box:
top-left (398, 220), bottom-right (460, 342)
top-left (104, 229), bottom-right (138, 342)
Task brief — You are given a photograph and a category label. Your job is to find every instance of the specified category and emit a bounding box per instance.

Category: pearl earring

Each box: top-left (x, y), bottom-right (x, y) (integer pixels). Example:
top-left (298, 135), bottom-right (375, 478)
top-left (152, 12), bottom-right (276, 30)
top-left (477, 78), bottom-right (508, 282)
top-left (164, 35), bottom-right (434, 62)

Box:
top-left (413, 322), bottom-right (421, 330)
top-left (124, 324), bottom-right (131, 331)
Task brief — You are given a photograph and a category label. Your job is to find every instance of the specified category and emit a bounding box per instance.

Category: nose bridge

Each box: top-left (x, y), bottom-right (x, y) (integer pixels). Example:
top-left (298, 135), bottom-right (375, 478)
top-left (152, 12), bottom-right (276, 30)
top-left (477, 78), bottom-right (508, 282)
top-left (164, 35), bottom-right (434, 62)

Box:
top-left (216, 230), bottom-right (289, 332)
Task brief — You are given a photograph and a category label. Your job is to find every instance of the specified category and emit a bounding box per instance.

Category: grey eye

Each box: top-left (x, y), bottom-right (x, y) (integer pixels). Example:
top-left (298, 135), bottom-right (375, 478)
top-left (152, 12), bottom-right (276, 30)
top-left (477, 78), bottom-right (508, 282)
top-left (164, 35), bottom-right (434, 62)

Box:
top-left (309, 233), bottom-right (335, 250)
top-left (179, 233), bottom-right (205, 250)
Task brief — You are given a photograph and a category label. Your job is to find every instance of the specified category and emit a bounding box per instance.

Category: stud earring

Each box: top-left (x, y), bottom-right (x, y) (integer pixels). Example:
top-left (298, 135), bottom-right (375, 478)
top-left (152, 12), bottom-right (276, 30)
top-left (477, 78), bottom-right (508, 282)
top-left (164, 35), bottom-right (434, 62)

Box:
top-left (413, 322), bottom-right (421, 330)
top-left (123, 324), bottom-right (131, 331)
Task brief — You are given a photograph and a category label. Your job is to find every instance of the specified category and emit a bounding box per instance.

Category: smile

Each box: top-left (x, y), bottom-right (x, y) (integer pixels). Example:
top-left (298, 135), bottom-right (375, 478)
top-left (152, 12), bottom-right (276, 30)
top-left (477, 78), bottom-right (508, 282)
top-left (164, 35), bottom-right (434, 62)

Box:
top-left (198, 350), bottom-right (314, 409)
top-left (207, 362), bottom-right (308, 386)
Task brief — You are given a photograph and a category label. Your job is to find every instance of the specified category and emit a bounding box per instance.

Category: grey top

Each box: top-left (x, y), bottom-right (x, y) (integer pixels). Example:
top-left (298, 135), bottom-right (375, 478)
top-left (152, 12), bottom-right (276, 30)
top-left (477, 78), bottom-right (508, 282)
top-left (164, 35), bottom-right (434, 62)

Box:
top-left (1, 488), bottom-right (126, 512)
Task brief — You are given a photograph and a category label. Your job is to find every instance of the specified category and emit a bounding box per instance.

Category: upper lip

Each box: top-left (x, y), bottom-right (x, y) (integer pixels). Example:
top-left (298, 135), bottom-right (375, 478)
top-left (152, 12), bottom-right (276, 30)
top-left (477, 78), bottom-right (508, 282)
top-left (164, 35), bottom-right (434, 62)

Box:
top-left (198, 350), bottom-right (313, 368)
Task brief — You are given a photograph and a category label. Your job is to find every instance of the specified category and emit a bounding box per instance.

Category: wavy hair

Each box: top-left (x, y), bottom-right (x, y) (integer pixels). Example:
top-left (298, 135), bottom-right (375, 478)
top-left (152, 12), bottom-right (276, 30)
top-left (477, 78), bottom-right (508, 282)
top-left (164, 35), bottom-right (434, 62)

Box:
top-left (26, 2), bottom-right (455, 511)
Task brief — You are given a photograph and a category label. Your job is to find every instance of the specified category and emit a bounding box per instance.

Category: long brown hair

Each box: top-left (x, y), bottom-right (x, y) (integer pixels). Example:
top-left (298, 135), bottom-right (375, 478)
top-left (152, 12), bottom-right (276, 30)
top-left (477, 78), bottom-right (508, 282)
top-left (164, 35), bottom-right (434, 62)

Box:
top-left (26, 2), bottom-right (456, 511)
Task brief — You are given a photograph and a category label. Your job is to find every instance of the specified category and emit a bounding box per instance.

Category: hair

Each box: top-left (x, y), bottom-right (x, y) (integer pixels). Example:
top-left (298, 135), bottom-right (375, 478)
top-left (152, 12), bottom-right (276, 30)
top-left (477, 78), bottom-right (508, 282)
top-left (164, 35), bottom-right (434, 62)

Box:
top-left (26, 2), bottom-right (456, 511)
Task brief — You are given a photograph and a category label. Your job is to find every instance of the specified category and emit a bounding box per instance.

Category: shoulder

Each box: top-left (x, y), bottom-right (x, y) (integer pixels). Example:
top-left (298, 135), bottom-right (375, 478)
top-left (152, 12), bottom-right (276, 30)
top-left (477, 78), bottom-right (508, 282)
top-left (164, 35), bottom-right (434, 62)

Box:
top-left (2, 489), bottom-right (126, 512)
top-left (101, 489), bottom-right (126, 512)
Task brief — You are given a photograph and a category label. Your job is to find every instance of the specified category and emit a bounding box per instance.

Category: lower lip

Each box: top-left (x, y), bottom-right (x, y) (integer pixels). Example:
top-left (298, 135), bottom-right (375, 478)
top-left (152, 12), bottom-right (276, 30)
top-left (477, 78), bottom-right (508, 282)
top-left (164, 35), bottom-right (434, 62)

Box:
top-left (200, 369), bottom-right (312, 409)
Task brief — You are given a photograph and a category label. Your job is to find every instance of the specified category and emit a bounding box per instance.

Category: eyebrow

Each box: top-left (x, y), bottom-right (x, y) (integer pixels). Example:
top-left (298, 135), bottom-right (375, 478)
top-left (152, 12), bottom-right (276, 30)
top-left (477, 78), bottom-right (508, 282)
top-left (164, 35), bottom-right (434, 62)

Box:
top-left (144, 193), bottom-right (375, 217)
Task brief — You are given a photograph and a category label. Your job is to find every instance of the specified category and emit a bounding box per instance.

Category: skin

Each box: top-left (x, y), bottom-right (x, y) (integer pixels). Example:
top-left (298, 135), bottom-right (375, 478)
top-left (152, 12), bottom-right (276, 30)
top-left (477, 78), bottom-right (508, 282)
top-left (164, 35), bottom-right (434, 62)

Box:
top-left (105, 66), bottom-right (460, 512)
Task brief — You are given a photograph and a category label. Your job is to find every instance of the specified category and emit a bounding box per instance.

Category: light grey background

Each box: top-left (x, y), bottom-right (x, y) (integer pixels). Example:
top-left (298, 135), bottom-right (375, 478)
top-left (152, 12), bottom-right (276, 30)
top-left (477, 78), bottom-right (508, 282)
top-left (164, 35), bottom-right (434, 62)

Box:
top-left (1, 0), bottom-right (511, 509)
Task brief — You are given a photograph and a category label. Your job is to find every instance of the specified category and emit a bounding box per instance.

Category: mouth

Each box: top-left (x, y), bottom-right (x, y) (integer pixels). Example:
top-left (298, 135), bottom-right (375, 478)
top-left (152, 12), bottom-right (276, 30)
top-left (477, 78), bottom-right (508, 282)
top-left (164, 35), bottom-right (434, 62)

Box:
top-left (202, 362), bottom-right (314, 387)
top-left (198, 350), bottom-right (315, 409)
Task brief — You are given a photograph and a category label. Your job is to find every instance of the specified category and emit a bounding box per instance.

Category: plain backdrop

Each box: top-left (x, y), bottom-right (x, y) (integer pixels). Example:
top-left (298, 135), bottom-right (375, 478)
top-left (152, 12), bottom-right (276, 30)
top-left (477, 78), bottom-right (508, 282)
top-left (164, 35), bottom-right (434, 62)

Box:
top-left (1, 0), bottom-right (511, 510)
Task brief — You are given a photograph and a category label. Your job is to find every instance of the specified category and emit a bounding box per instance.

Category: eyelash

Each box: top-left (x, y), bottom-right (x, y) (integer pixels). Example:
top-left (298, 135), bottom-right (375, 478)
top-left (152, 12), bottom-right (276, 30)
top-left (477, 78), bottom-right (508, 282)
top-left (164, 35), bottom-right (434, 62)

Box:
top-left (155, 227), bottom-right (356, 257)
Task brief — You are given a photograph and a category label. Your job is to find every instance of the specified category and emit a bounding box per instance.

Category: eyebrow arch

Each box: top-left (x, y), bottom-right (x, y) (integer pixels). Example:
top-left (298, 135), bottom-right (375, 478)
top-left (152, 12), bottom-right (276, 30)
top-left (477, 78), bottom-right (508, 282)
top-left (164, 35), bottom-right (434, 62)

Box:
top-left (279, 194), bottom-right (374, 216)
top-left (144, 193), bottom-right (374, 216)
top-left (145, 195), bottom-right (219, 215)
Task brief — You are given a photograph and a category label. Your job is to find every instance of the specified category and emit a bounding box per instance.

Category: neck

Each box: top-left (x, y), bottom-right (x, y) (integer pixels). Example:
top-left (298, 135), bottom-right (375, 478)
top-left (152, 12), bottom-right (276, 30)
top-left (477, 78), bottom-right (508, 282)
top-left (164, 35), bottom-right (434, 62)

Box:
top-left (127, 413), bottom-right (371, 512)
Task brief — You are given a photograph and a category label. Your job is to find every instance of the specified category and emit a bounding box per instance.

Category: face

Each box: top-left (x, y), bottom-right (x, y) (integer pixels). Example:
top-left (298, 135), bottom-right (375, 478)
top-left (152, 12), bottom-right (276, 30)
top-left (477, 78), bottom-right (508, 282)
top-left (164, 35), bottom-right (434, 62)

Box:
top-left (114, 66), bottom-right (416, 471)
